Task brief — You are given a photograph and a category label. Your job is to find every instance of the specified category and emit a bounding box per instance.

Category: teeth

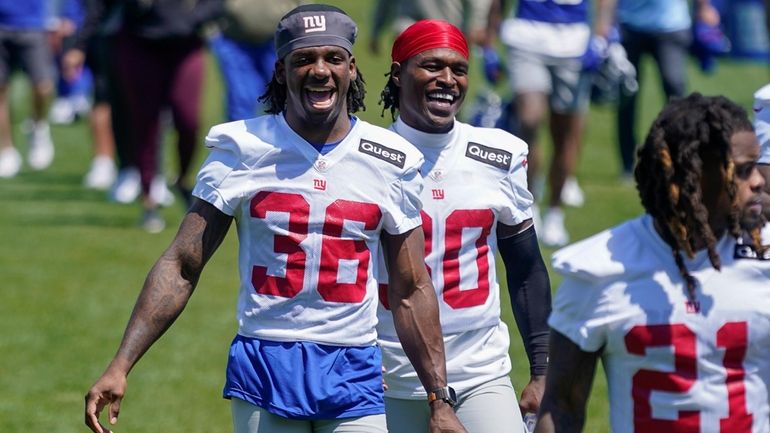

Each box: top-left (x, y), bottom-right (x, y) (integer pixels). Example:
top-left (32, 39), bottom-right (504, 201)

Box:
top-left (307, 87), bottom-right (332, 92)
top-left (428, 92), bottom-right (454, 102)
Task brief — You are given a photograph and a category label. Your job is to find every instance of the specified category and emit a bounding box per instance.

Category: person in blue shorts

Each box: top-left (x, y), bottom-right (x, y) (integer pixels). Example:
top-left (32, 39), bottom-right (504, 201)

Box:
top-left (83, 5), bottom-right (467, 433)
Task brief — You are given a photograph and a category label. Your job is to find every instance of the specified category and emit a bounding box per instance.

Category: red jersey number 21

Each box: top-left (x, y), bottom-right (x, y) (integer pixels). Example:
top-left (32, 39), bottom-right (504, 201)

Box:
top-left (625, 322), bottom-right (752, 433)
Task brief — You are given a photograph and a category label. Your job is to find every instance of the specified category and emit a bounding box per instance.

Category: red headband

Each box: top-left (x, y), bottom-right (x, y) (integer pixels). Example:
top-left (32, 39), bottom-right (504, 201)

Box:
top-left (391, 19), bottom-right (469, 63)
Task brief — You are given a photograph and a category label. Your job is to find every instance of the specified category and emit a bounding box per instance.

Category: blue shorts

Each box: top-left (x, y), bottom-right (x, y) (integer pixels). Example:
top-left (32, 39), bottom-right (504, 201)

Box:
top-left (223, 335), bottom-right (385, 420)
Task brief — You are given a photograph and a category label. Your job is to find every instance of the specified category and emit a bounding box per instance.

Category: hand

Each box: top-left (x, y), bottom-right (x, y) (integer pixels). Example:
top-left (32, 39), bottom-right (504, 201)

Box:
top-left (84, 367), bottom-right (128, 433)
top-left (429, 401), bottom-right (468, 433)
top-left (581, 35), bottom-right (608, 72)
top-left (519, 375), bottom-right (546, 414)
top-left (382, 365), bottom-right (389, 391)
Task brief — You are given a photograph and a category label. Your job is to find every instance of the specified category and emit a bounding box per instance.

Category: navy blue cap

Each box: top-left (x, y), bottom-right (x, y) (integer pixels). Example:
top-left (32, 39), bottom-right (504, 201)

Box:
top-left (275, 4), bottom-right (358, 59)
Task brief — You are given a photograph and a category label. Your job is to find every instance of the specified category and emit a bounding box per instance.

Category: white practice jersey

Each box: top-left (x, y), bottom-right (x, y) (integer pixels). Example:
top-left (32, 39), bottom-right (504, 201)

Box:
top-left (550, 215), bottom-right (770, 433)
top-left (377, 118), bottom-right (533, 398)
top-left (193, 114), bottom-right (424, 347)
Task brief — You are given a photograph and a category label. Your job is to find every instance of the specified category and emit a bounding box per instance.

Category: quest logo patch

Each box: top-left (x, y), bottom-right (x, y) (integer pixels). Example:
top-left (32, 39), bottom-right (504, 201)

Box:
top-left (359, 139), bottom-right (406, 168)
top-left (465, 142), bottom-right (512, 170)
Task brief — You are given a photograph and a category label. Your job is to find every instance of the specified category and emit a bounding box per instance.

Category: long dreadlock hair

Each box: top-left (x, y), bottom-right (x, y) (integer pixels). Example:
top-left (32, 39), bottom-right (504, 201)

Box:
top-left (258, 63), bottom-right (367, 115)
top-left (635, 93), bottom-right (757, 300)
top-left (380, 70), bottom-right (400, 121)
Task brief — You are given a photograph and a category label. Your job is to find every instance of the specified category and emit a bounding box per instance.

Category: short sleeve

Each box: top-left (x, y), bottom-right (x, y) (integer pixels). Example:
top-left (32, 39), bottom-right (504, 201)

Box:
top-left (192, 132), bottom-right (245, 216)
top-left (548, 277), bottom-right (612, 353)
top-left (497, 152), bottom-right (534, 226)
top-left (381, 159), bottom-right (424, 235)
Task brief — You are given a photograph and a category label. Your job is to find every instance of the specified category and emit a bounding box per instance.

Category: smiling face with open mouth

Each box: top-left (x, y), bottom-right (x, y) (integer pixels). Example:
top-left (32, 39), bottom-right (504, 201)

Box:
top-left (393, 48), bottom-right (468, 134)
top-left (277, 45), bottom-right (356, 142)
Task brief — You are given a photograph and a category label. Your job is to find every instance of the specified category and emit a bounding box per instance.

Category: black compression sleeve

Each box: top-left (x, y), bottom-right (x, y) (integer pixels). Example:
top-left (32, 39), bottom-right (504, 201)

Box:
top-left (498, 225), bottom-right (551, 376)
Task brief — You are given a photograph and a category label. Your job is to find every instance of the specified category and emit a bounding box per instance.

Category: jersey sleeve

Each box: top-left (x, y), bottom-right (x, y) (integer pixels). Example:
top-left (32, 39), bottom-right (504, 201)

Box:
top-left (381, 158), bottom-right (424, 235)
top-left (192, 128), bottom-right (245, 216)
top-left (548, 276), bottom-right (614, 352)
top-left (498, 150), bottom-right (534, 226)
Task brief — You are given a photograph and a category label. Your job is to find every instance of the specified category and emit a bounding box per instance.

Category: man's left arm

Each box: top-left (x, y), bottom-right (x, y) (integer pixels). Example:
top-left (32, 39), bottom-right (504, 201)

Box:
top-left (382, 227), bottom-right (468, 433)
top-left (498, 220), bottom-right (552, 414)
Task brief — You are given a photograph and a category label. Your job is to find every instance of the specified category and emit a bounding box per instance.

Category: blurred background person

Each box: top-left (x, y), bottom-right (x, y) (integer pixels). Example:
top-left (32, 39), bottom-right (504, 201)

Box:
top-left (70, 0), bottom-right (223, 232)
top-left (497, 0), bottom-right (614, 247)
top-left (54, 0), bottom-right (118, 190)
top-left (65, 0), bottom-right (142, 199)
top-left (606, 0), bottom-right (720, 179)
top-left (209, 0), bottom-right (301, 122)
top-left (0, 0), bottom-right (56, 178)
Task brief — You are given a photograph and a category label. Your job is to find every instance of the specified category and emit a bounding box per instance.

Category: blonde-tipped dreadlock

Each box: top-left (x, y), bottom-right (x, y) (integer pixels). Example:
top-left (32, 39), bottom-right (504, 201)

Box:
top-left (635, 93), bottom-right (755, 300)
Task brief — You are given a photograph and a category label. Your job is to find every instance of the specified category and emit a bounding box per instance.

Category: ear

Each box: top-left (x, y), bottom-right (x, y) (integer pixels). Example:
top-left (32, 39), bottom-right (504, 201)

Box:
top-left (390, 62), bottom-right (402, 87)
top-left (349, 55), bottom-right (357, 81)
top-left (275, 60), bottom-right (286, 85)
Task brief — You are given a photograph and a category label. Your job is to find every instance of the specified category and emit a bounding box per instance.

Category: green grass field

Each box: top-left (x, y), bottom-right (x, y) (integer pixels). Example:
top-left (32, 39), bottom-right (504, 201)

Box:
top-left (1, 1), bottom-right (769, 432)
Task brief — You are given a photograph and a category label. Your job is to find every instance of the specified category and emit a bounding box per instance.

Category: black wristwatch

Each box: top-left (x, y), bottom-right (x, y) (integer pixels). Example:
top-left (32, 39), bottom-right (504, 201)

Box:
top-left (427, 386), bottom-right (457, 407)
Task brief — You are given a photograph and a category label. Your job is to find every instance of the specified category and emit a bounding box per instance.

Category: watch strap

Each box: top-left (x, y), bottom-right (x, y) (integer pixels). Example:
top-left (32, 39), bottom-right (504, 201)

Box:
top-left (427, 386), bottom-right (456, 406)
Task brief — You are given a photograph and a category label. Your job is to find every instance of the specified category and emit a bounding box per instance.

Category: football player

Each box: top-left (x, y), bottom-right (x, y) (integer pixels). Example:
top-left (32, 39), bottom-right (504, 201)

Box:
top-left (377, 20), bottom-right (552, 433)
top-left (84, 5), bottom-right (466, 433)
top-left (536, 93), bottom-right (770, 433)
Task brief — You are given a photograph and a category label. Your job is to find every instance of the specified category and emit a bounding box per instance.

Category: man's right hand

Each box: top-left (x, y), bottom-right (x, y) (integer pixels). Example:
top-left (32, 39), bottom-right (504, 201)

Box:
top-left (84, 366), bottom-right (128, 433)
top-left (429, 401), bottom-right (468, 433)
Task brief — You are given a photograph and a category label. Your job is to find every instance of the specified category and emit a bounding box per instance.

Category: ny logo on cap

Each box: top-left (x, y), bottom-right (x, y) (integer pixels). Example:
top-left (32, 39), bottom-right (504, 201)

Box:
top-left (303, 15), bottom-right (326, 33)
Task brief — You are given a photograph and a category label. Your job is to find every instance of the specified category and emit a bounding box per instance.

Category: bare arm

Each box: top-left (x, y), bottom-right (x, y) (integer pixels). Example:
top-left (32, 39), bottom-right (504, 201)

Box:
top-left (534, 331), bottom-right (600, 433)
top-left (594, 0), bottom-right (617, 38)
top-left (382, 227), bottom-right (467, 433)
top-left (84, 199), bottom-right (233, 433)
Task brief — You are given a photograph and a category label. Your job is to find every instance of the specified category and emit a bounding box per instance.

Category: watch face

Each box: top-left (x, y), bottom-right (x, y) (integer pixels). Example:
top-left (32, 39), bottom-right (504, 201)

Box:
top-left (447, 386), bottom-right (457, 403)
